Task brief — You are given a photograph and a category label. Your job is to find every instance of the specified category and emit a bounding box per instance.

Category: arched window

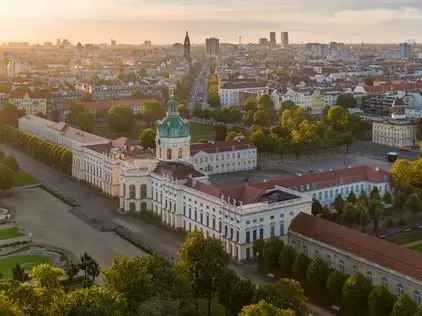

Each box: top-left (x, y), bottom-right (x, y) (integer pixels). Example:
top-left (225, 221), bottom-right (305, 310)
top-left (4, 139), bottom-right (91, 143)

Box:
top-left (178, 148), bottom-right (183, 159)
top-left (129, 185), bottom-right (136, 199)
top-left (129, 202), bottom-right (136, 212)
top-left (141, 202), bottom-right (147, 212)
top-left (167, 149), bottom-right (172, 160)
top-left (140, 184), bottom-right (147, 199)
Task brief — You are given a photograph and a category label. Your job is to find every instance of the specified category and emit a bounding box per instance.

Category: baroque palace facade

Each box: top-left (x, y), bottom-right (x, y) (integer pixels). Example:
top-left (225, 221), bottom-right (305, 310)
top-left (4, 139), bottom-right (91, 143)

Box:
top-left (18, 95), bottom-right (393, 262)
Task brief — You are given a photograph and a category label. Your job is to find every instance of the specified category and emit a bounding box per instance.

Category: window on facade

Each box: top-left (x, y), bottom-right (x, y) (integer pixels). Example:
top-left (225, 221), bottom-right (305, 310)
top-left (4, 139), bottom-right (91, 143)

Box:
top-left (339, 260), bottom-right (344, 272)
top-left (413, 291), bottom-right (421, 305)
top-left (129, 185), bottom-right (136, 199)
top-left (381, 277), bottom-right (388, 288)
top-left (246, 231), bottom-right (250, 243)
top-left (259, 228), bottom-right (264, 239)
top-left (129, 202), bottom-right (136, 212)
top-left (270, 225), bottom-right (275, 237)
top-left (397, 284), bottom-right (404, 297)
top-left (280, 222), bottom-right (285, 236)
top-left (303, 245), bottom-right (308, 256)
top-left (236, 230), bottom-right (239, 242)
top-left (212, 218), bottom-right (215, 229)
top-left (367, 271), bottom-right (373, 283)
top-left (140, 184), bottom-right (147, 199)
top-left (252, 230), bottom-right (257, 242)
top-left (178, 148), bottom-right (183, 159)
top-left (141, 202), bottom-right (147, 212)
top-left (167, 149), bottom-right (172, 160)
top-left (218, 221), bottom-right (222, 233)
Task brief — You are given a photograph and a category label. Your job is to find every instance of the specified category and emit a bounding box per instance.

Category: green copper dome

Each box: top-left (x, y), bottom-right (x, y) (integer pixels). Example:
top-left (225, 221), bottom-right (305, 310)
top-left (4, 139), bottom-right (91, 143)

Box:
top-left (158, 96), bottom-right (190, 138)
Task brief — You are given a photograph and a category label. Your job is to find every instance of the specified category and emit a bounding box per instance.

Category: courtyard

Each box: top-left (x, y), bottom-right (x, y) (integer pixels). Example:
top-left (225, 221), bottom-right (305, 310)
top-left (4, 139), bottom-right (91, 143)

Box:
top-left (1, 187), bottom-right (146, 266)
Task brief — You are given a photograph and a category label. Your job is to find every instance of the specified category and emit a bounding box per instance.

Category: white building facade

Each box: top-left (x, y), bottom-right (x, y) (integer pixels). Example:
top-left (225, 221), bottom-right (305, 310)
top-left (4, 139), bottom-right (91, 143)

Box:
top-left (372, 117), bottom-right (418, 148)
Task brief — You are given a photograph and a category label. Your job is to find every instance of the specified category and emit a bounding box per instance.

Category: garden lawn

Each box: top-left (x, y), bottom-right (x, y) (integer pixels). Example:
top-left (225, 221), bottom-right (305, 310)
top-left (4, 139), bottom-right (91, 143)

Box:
top-left (0, 255), bottom-right (52, 278)
top-left (0, 227), bottom-right (23, 240)
top-left (409, 243), bottom-right (422, 253)
top-left (191, 123), bottom-right (216, 142)
top-left (388, 230), bottom-right (422, 245)
top-left (14, 170), bottom-right (38, 187)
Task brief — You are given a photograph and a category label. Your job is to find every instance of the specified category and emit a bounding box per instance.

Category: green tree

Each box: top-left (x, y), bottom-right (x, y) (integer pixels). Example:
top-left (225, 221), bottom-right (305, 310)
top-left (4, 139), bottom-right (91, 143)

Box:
top-left (347, 191), bottom-right (357, 203)
top-left (178, 231), bottom-right (229, 316)
top-left (404, 193), bottom-right (422, 216)
top-left (253, 110), bottom-right (272, 127)
top-left (370, 187), bottom-right (381, 201)
top-left (239, 300), bottom-right (295, 316)
top-left (336, 94), bottom-right (357, 108)
top-left (292, 253), bottom-right (311, 283)
top-left (342, 273), bottom-right (372, 316)
top-left (383, 191), bottom-right (393, 205)
top-left (12, 264), bottom-right (28, 282)
top-left (326, 271), bottom-right (347, 306)
top-left (279, 245), bottom-right (297, 277)
top-left (311, 198), bottom-right (324, 216)
top-left (79, 252), bottom-right (100, 287)
top-left (243, 97), bottom-right (257, 112)
top-left (368, 286), bottom-right (396, 316)
top-left (262, 237), bottom-right (284, 275)
top-left (217, 269), bottom-right (255, 316)
top-left (0, 293), bottom-right (23, 316)
top-left (103, 256), bottom-right (153, 314)
top-left (108, 106), bottom-right (135, 133)
top-left (2, 156), bottom-right (19, 173)
top-left (413, 305), bottom-right (422, 316)
top-left (143, 102), bottom-right (166, 125)
top-left (256, 278), bottom-right (308, 316)
top-left (0, 104), bottom-right (22, 128)
top-left (333, 195), bottom-right (345, 214)
top-left (391, 294), bottom-right (417, 316)
top-left (0, 164), bottom-right (15, 190)
top-left (258, 95), bottom-right (275, 112)
top-left (139, 128), bottom-right (156, 149)
top-left (57, 286), bottom-right (126, 316)
top-left (306, 257), bottom-right (329, 294)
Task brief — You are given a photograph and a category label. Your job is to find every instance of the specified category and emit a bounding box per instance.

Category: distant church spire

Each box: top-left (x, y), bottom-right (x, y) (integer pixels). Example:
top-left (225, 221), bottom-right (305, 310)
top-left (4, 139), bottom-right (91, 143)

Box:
top-left (184, 31), bottom-right (191, 64)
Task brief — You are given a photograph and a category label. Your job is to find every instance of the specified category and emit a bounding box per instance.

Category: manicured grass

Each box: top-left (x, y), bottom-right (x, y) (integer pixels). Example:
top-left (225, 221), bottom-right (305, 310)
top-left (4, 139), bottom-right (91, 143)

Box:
top-left (388, 230), bottom-right (422, 245)
top-left (0, 227), bottom-right (23, 240)
top-left (0, 255), bottom-right (51, 278)
top-left (409, 243), bottom-right (422, 253)
top-left (14, 170), bottom-right (38, 187)
top-left (191, 123), bottom-right (216, 142)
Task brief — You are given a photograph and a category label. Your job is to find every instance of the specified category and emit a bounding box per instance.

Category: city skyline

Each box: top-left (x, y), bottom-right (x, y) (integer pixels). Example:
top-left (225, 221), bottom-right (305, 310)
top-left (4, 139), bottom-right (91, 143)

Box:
top-left (1, 0), bottom-right (422, 44)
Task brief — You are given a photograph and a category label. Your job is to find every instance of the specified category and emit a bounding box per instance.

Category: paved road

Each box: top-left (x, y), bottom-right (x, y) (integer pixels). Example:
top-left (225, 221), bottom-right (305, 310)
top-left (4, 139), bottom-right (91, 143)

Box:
top-left (0, 145), bottom-right (182, 260)
top-left (2, 187), bottom-right (145, 266)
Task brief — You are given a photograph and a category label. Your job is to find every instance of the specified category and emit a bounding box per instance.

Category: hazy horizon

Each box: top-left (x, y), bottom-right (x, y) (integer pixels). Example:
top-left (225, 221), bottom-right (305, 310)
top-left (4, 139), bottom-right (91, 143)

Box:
top-left (2, 0), bottom-right (422, 45)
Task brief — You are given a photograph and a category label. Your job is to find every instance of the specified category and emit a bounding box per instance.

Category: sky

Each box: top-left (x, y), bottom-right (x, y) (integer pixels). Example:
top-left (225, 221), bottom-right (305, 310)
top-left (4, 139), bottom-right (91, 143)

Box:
top-left (1, 0), bottom-right (422, 44)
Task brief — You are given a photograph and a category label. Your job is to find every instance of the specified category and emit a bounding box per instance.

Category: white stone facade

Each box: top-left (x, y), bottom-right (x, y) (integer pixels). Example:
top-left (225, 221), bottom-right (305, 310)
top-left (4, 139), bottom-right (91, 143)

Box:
top-left (191, 147), bottom-right (257, 175)
top-left (372, 119), bottom-right (417, 148)
top-left (119, 168), bottom-right (312, 261)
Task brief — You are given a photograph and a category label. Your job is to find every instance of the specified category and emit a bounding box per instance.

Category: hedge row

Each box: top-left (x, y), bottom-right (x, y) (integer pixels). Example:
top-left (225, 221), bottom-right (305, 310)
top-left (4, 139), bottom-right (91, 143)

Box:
top-left (0, 124), bottom-right (72, 175)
